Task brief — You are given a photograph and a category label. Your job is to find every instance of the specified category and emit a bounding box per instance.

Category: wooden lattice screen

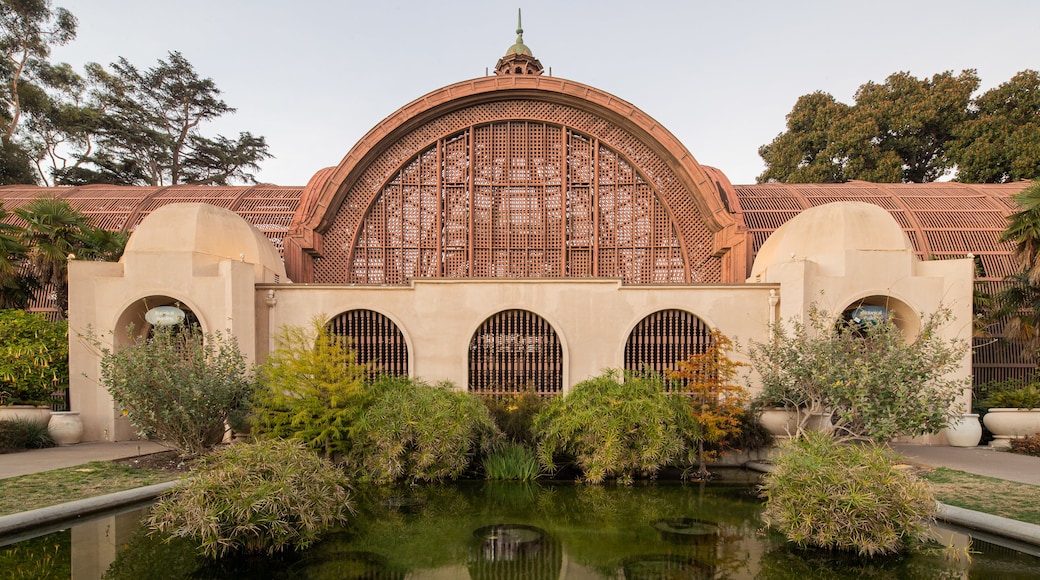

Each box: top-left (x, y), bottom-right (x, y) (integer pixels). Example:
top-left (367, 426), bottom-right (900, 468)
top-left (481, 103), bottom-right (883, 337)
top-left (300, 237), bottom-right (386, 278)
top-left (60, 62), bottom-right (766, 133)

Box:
top-left (328, 310), bottom-right (409, 378)
top-left (624, 309), bottom-right (713, 378)
top-left (468, 309), bottom-right (562, 396)
top-left (347, 120), bottom-right (688, 285)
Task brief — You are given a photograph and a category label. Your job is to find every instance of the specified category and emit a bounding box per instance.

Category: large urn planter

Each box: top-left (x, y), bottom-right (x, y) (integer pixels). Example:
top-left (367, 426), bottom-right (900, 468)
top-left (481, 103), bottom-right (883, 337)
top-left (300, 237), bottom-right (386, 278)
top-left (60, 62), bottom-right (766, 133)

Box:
top-left (944, 413), bottom-right (982, 447)
top-left (757, 408), bottom-right (801, 439)
top-left (0, 405), bottom-right (52, 426)
top-left (48, 411), bottom-right (84, 445)
top-left (982, 409), bottom-right (1040, 448)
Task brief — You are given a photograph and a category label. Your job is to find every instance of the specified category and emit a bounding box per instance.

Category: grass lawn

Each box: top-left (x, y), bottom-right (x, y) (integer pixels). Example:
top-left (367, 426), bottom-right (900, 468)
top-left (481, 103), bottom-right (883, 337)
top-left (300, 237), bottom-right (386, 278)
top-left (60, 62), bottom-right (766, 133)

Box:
top-left (0, 461), bottom-right (183, 516)
top-left (919, 467), bottom-right (1040, 525)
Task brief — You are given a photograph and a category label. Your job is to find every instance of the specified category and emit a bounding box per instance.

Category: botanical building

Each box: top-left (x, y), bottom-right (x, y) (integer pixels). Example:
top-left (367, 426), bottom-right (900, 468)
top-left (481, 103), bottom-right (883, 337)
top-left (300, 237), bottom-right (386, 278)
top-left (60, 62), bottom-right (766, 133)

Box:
top-left (0, 23), bottom-right (1024, 443)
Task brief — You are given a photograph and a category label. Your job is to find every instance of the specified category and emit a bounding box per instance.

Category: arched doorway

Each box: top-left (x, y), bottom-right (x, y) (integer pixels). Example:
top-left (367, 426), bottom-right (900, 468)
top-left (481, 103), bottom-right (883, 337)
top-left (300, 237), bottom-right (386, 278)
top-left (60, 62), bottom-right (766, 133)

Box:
top-left (327, 309), bottom-right (409, 378)
top-left (468, 309), bottom-right (562, 396)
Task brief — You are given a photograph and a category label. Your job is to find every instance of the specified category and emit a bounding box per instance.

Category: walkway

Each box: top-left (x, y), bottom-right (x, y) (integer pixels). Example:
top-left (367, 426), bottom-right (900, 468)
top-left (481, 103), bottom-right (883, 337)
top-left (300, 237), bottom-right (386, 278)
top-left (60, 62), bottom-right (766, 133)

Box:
top-left (0, 440), bottom-right (168, 479)
top-left (890, 443), bottom-right (1040, 486)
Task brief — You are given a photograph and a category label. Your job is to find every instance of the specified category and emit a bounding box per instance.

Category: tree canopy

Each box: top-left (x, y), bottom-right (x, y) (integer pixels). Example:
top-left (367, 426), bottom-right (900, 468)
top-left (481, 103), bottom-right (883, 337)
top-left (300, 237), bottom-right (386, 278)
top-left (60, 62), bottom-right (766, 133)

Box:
top-left (0, 3), bottom-right (270, 186)
top-left (759, 69), bottom-right (1040, 184)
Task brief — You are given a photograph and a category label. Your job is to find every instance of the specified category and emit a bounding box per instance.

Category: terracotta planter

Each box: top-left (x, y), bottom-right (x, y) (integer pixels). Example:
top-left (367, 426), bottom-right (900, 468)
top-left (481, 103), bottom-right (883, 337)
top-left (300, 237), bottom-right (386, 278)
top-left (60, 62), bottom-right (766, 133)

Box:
top-left (982, 408), bottom-right (1040, 448)
top-left (0, 405), bottom-right (52, 426)
top-left (757, 408), bottom-right (801, 439)
top-left (944, 413), bottom-right (982, 447)
top-left (48, 411), bottom-right (84, 445)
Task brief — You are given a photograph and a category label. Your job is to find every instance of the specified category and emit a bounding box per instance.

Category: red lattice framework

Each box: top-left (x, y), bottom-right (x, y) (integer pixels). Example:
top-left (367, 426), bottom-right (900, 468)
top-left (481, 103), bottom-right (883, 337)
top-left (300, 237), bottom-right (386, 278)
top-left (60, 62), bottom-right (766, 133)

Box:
top-left (469, 309), bottom-right (563, 396)
top-left (313, 101), bottom-right (721, 285)
top-left (624, 309), bottom-right (714, 384)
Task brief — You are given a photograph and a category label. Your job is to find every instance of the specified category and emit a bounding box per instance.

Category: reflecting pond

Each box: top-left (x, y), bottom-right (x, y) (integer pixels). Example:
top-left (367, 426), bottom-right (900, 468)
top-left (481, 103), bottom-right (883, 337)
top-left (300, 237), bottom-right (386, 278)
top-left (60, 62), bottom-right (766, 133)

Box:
top-left (4, 479), bottom-right (1040, 579)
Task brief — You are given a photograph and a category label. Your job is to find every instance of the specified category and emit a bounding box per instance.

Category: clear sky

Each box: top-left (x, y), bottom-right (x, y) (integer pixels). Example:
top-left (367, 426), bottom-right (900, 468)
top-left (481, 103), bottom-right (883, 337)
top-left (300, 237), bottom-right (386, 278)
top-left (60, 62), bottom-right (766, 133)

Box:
top-left (49, 0), bottom-right (1040, 186)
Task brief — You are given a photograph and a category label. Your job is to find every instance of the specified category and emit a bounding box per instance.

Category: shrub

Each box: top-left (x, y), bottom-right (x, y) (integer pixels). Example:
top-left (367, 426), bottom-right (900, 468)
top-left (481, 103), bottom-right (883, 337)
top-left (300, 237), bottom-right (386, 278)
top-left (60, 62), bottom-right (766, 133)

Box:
top-left (0, 309), bottom-right (67, 405)
top-left (1010, 432), bottom-right (1040, 457)
top-left (97, 325), bottom-right (255, 458)
top-left (345, 376), bottom-right (501, 484)
top-left (0, 418), bottom-right (55, 451)
top-left (533, 370), bottom-right (690, 484)
top-left (982, 383), bottom-right (1040, 409)
top-left (748, 305), bottom-right (967, 441)
top-left (760, 432), bottom-right (936, 556)
top-left (481, 386), bottom-right (546, 445)
top-left (253, 318), bottom-right (369, 458)
top-left (669, 330), bottom-right (748, 479)
top-left (482, 442), bottom-right (542, 481)
top-left (148, 439), bottom-right (352, 558)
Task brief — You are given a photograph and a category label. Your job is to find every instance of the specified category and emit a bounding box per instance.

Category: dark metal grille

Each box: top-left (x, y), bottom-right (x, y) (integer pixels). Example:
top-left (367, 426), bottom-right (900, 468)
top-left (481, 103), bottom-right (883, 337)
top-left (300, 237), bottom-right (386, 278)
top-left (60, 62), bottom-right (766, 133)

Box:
top-left (468, 309), bottom-right (562, 396)
top-left (328, 310), bottom-right (408, 378)
top-left (624, 310), bottom-right (713, 380)
top-left (347, 120), bottom-right (687, 285)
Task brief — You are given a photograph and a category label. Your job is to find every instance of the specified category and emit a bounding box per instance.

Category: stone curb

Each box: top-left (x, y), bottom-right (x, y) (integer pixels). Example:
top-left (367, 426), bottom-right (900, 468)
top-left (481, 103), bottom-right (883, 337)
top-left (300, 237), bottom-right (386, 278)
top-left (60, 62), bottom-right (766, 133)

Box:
top-left (744, 461), bottom-right (1040, 549)
top-left (0, 480), bottom-right (178, 540)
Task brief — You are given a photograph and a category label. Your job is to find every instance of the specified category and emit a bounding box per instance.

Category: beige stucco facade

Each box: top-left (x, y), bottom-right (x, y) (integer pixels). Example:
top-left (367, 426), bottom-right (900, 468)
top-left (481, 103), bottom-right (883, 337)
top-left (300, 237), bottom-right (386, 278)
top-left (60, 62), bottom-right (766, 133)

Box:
top-left (67, 200), bottom-right (973, 445)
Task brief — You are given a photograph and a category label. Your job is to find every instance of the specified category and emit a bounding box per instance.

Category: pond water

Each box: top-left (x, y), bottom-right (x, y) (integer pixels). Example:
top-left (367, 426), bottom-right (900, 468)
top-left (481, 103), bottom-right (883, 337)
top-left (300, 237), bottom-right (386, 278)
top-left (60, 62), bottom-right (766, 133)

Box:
top-left (3, 479), bottom-right (1040, 579)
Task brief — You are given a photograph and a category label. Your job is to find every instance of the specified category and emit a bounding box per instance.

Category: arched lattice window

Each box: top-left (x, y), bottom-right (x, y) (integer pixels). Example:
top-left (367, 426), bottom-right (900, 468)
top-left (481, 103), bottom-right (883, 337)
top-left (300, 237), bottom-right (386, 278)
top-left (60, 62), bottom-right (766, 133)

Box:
top-left (624, 310), bottom-right (713, 378)
top-left (349, 122), bottom-right (687, 285)
top-left (328, 310), bottom-right (408, 378)
top-left (468, 309), bottom-right (562, 396)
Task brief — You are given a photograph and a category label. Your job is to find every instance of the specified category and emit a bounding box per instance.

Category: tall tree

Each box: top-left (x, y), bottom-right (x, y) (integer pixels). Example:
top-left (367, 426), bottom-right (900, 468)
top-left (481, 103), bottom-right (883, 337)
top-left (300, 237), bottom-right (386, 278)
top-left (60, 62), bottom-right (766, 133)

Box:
top-left (952, 70), bottom-right (1040, 184)
top-left (60, 52), bottom-right (271, 186)
top-left (0, 0), bottom-right (76, 184)
top-left (994, 181), bottom-right (1040, 354)
top-left (760, 70), bottom-right (978, 183)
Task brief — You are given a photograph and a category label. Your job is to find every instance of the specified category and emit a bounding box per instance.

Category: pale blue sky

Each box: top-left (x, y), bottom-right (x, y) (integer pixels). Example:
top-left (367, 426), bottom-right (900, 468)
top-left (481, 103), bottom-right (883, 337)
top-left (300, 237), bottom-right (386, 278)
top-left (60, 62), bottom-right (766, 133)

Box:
top-left (50, 0), bottom-right (1040, 185)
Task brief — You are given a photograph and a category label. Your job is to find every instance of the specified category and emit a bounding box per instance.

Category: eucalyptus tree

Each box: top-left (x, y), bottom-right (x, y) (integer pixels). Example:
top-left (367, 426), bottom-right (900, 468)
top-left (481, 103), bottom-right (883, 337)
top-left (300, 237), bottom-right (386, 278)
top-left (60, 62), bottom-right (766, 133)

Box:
top-left (60, 51), bottom-right (270, 186)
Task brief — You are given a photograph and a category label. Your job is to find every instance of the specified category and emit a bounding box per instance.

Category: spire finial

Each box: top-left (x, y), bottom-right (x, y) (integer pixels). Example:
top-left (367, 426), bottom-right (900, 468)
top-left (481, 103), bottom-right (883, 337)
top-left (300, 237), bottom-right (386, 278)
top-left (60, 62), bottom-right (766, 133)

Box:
top-left (516, 8), bottom-right (524, 42)
top-left (494, 8), bottom-right (544, 76)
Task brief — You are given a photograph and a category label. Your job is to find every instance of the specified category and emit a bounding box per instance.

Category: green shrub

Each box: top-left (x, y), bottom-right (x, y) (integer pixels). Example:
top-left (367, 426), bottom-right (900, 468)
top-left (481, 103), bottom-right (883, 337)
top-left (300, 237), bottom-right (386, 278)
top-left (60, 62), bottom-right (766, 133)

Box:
top-left (0, 418), bottom-right (55, 450)
top-left (97, 325), bottom-right (255, 458)
top-left (481, 387), bottom-right (546, 445)
top-left (148, 439), bottom-right (352, 558)
top-left (748, 306), bottom-right (967, 441)
top-left (533, 370), bottom-right (690, 484)
top-left (982, 383), bottom-right (1040, 409)
top-left (253, 318), bottom-right (369, 458)
top-left (0, 309), bottom-right (67, 405)
top-left (760, 432), bottom-right (936, 556)
top-left (345, 376), bottom-right (501, 484)
top-left (482, 442), bottom-right (542, 481)
top-left (1010, 432), bottom-right (1040, 457)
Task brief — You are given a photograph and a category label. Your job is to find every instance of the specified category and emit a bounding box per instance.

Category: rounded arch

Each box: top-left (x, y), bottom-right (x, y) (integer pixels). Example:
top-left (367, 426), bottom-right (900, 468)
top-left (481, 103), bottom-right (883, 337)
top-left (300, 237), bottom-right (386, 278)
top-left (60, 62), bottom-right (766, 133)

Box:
top-left (286, 76), bottom-right (738, 284)
top-left (468, 309), bottom-right (563, 396)
top-left (112, 295), bottom-right (205, 348)
top-left (326, 309), bottom-right (410, 378)
top-left (839, 294), bottom-right (922, 341)
top-left (624, 309), bottom-right (714, 378)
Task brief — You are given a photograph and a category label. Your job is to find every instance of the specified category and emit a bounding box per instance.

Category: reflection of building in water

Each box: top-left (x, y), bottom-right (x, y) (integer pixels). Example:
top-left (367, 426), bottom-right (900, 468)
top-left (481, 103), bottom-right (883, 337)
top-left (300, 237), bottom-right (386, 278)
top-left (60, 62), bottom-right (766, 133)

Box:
top-left (23, 15), bottom-right (1011, 445)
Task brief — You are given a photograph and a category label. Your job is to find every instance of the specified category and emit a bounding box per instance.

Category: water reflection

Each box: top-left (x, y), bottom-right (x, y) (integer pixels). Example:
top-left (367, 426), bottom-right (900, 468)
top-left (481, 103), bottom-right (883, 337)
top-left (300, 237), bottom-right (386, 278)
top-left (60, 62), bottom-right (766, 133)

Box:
top-left (2, 481), bottom-right (1039, 579)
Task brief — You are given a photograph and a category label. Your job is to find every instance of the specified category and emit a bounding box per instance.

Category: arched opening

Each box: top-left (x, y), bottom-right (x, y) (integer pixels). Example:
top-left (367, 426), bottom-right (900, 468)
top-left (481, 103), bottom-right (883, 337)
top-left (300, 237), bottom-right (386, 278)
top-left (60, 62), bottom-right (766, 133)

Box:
top-left (624, 309), bottom-right (713, 380)
top-left (840, 295), bottom-right (920, 340)
top-left (113, 296), bottom-right (202, 350)
top-left (327, 309), bottom-right (409, 378)
top-left (468, 309), bottom-right (562, 397)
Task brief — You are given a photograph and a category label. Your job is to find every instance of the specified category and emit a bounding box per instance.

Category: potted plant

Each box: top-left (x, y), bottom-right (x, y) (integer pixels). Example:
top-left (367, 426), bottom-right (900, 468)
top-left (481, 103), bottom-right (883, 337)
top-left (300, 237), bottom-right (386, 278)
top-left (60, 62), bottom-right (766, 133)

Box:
top-left (981, 384), bottom-right (1040, 448)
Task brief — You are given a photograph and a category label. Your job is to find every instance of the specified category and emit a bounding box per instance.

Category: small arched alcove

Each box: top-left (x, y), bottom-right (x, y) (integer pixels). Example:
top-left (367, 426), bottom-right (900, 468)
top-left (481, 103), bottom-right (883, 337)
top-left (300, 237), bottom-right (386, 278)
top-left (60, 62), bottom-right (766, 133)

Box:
top-left (468, 309), bottom-right (563, 397)
top-left (327, 309), bottom-right (409, 378)
top-left (624, 309), bottom-right (713, 379)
